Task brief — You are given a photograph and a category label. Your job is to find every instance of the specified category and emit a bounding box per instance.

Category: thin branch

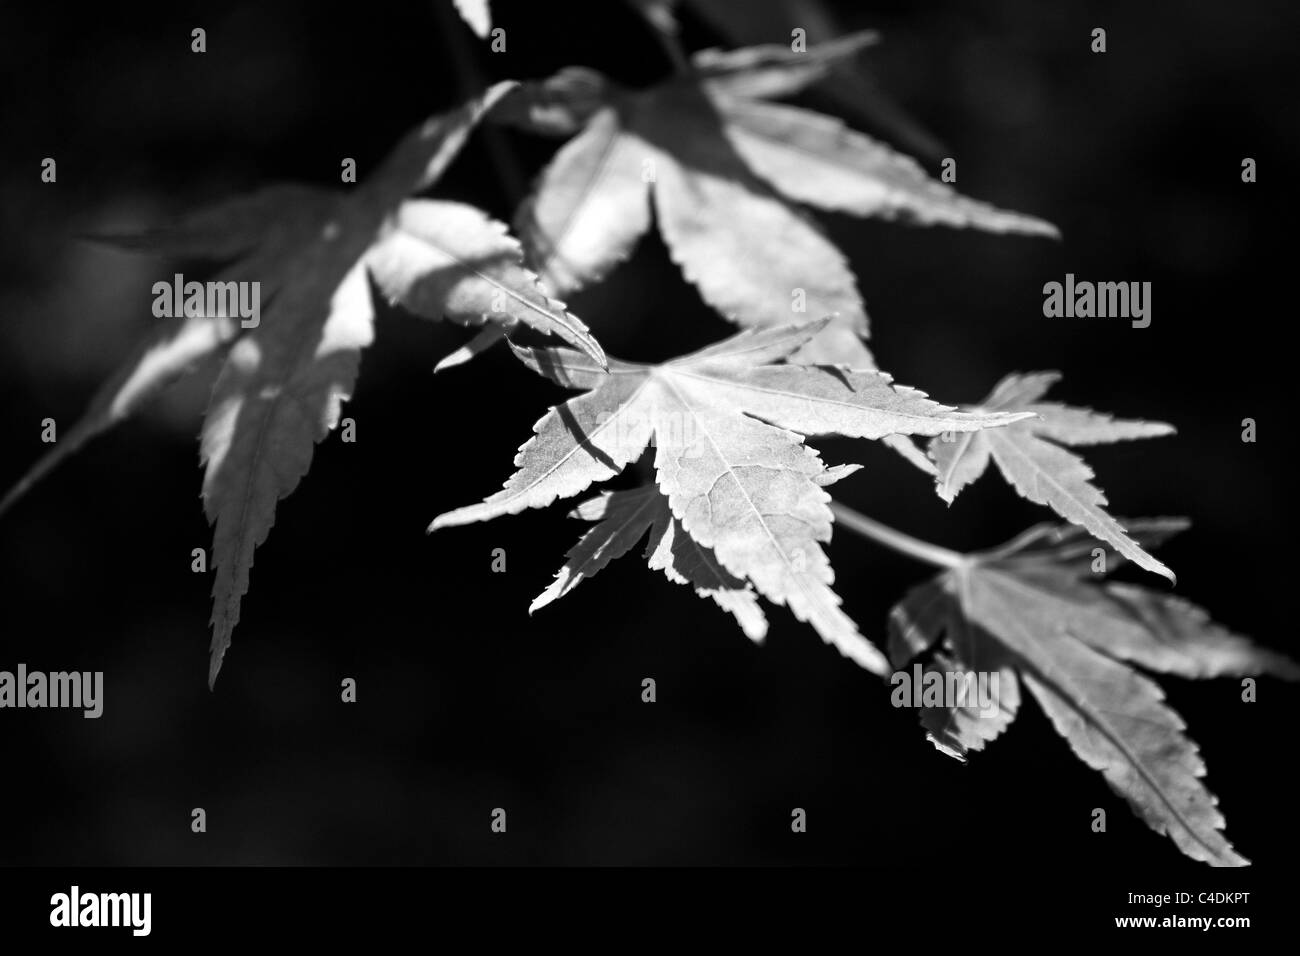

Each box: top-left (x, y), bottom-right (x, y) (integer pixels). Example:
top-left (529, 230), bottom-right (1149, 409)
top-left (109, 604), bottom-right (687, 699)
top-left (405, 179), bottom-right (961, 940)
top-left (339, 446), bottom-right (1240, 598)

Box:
top-left (432, 0), bottom-right (526, 204)
top-left (830, 501), bottom-right (968, 570)
top-left (629, 1), bottom-right (691, 75)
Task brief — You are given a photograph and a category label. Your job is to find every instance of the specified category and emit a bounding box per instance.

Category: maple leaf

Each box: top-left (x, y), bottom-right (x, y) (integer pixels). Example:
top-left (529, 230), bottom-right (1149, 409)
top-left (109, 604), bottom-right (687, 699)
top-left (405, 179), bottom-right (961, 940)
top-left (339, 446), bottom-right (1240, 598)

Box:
top-left (927, 372), bottom-right (1177, 581)
top-left (533, 484), bottom-right (769, 640)
top-left (887, 519), bottom-right (1300, 867)
top-left (198, 87), bottom-right (612, 686)
top-left (0, 184), bottom-right (343, 519)
top-left (689, 30), bottom-right (882, 102)
top-left (0, 314), bottom-right (238, 519)
top-left (432, 318), bottom-right (1034, 674)
top-left (451, 0), bottom-right (491, 39)
top-left (513, 32), bottom-right (1057, 367)
top-left (2, 83), bottom-right (608, 686)
top-left (533, 465), bottom-right (862, 644)
top-left (682, 0), bottom-right (949, 160)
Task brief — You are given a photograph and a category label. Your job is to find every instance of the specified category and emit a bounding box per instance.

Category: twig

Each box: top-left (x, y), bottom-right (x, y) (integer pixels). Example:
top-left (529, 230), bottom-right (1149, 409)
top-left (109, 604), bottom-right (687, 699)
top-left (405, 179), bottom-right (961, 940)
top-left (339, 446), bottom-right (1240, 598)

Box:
top-left (830, 501), bottom-right (968, 570)
top-left (432, 0), bottom-right (526, 204)
top-left (629, 1), bottom-right (691, 76)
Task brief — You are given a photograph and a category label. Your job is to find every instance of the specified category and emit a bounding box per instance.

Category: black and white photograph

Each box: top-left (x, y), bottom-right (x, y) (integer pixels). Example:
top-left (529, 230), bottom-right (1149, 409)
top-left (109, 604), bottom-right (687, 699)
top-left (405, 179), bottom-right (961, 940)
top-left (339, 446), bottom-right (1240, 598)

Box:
top-left (0, 0), bottom-right (1293, 938)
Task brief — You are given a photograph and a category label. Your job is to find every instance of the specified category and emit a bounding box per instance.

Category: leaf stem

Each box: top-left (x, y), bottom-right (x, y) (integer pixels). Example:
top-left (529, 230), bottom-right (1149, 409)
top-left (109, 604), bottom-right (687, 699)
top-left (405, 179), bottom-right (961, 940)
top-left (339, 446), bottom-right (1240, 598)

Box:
top-left (631, 2), bottom-right (691, 75)
top-left (433, 0), bottom-right (526, 204)
top-left (830, 501), bottom-right (968, 570)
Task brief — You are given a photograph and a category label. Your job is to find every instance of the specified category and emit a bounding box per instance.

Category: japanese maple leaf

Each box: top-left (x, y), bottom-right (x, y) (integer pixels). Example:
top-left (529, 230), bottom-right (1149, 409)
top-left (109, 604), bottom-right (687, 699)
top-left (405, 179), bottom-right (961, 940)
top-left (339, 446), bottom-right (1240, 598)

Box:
top-left (532, 464), bottom-right (862, 643)
top-left (887, 519), bottom-right (1299, 867)
top-left (2, 83), bottom-right (606, 686)
top-left (681, 0), bottom-right (947, 159)
top-left (432, 318), bottom-right (1034, 674)
top-left (927, 372), bottom-right (1176, 581)
top-left (511, 31), bottom-right (1058, 367)
top-left (533, 484), bottom-right (770, 640)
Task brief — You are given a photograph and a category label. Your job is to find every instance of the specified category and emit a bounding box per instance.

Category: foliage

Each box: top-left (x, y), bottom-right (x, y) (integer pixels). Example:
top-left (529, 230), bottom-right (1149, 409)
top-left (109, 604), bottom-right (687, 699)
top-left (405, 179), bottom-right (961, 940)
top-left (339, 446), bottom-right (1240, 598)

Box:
top-left (2, 4), bottom-right (1290, 866)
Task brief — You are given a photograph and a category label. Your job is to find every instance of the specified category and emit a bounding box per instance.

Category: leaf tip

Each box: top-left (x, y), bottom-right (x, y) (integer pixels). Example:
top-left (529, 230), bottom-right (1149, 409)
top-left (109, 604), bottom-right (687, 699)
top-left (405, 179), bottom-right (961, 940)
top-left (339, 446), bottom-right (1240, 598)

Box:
top-left (579, 335), bottom-right (610, 372)
top-left (207, 646), bottom-right (226, 691)
top-left (432, 351), bottom-right (468, 374)
top-left (926, 734), bottom-right (969, 763)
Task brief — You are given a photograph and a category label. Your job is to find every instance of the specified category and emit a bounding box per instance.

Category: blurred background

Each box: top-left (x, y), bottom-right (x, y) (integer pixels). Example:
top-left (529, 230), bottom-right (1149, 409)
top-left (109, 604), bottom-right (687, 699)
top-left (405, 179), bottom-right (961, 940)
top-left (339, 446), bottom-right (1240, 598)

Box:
top-left (0, 0), bottom-right (1295, 868)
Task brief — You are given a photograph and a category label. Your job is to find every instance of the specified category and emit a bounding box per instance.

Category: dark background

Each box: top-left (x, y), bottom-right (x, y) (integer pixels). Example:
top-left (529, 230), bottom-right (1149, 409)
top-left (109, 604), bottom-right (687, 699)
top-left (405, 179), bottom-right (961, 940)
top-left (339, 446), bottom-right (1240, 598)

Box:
top-left (0, 0), bottom-right (1294, 872)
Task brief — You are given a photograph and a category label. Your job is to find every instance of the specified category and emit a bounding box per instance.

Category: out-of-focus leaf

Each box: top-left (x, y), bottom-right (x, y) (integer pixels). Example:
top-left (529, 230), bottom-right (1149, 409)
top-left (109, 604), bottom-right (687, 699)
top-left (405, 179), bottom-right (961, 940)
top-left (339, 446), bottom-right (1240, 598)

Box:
top-left (0, 83), bottom-right (599, 688)
top-left (451, 0), bottom-right (491, 38)
top-left (693, 30), bottom-right (879, 100)
top-left (516, 36), bottom-right (1057, 367)
top-left (684, 0), bottom-right (947, 159)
